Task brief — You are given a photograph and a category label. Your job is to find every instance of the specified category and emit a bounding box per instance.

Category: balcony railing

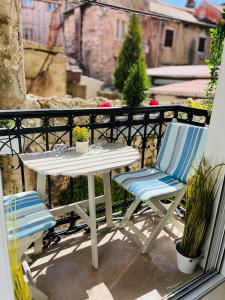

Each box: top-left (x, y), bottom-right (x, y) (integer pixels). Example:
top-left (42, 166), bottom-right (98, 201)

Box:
top-left (0, 105), bottom-right (210, 247)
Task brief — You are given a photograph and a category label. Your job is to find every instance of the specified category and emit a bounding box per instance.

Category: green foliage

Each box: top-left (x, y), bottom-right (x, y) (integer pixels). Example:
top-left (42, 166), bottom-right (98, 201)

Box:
top-left (122, 59), bottom-right (149, 107)
top-left (181, 159), bottom-right (224, 258)
top-left (0, 119), bottom-right (15, 129)
top-left (73, 126), bottom-right (89, 142)
top-left (205, 11), bottom-right (225, 111)
top-left (114, 14), bottom-right (145, 92)
top-left (5, 204), bottom-right (31, 300)
top-left (59, 175), bottom-right (134, 209)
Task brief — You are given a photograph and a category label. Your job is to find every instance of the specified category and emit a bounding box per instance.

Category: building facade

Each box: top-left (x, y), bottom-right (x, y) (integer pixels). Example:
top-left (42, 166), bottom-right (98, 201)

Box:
top-left (74, 0), bottom-right (213, 84)
top-left (21, 0), bottom-right (219, 85)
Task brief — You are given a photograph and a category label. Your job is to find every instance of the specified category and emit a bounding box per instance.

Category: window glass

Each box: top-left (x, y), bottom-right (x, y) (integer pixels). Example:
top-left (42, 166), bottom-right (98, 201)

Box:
top-left (164, 29), bottom-right (174, 48)
top-left (116, 20), bottom-right (126, 40)
top-left (198, 37), bottom-right (206, 53)
top-left (23, 28), bottom-right (34, 41)
top-left (48, 3), bottom-right (57, 10)
top-left (22, 0), bottom-right (33, 7)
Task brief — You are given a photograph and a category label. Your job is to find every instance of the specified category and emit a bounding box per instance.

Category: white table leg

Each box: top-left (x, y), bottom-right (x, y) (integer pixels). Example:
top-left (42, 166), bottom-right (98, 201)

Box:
top-left (88, 174), bottom-right (99, 269)
top-left (34, 173), bottom-right (47, 255)
top-left (103, 172), bottom-right (113, 228)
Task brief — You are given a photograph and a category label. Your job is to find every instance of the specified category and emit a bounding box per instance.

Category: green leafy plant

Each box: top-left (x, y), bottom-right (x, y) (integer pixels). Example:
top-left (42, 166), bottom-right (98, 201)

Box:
top-left (180, 158), bottom-right (224, 258)
top-left (114, 14), bottom-right (145, 92)
top-left (73, 126), bottom-right (89, 142)
top-left (5, 204), bottom-right (31, 300)
top-left (0, 119), bottom-right (15, 129)
top-left (122, 59), bottom-right (149, 107)
top-left (205, 10), bottom-right (225, 111)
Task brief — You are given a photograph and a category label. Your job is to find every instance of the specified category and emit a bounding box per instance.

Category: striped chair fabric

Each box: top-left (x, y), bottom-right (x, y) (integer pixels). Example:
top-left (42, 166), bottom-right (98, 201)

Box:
top-left (156, 122), bottom-right (208, 184)
top-left (4, 191), bottom-right (56, 241)
top-left (113, 122), bottom-right (208, 202)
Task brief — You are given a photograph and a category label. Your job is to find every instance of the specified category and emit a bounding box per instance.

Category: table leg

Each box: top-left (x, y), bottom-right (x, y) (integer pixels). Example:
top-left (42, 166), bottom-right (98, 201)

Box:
top-left (103, 172), bottom-right (113, 228)
top-left (88, 174), bottom-right (99, 269)
top-left (34, 173), bottom-right (46, 255)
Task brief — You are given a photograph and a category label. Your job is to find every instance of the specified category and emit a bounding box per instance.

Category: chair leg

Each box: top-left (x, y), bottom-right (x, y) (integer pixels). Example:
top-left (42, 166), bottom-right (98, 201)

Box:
top-left (119, 198), bottom-right (141, 229)
top-left (142, 191), bottom-right (185, 254)
top-left (28, 283), bottom-right (48, 300)
top-left (22, 256), bottom-right (48, 300)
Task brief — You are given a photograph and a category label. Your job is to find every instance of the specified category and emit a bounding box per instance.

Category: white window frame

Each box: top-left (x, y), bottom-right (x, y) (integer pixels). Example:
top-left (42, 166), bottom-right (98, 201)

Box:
top-left (21, 0), bottom-right (34, 8)
top-left (23, 27), bottom-right (34, 41)
top-left (116, 19), bottom-right (126, 41)
top-left (163, 27), bottom-right (175, 49)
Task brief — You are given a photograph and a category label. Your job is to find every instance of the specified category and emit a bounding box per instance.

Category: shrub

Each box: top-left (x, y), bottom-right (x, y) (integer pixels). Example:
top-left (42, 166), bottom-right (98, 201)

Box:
top-left (122, 59), bottom-right (149, 107)
top-left (114, 14), bottom-right (145, 92)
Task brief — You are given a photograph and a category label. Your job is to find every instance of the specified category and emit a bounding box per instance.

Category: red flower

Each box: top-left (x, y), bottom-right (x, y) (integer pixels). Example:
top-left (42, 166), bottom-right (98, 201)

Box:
top-left (99, 102), bottom-right (112, 108)
top-left (149, 99), bottom-right (159, 105)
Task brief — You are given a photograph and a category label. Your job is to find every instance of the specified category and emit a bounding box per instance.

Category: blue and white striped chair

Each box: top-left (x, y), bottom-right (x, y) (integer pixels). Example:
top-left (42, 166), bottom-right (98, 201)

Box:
top-left (113, 122), bottom-right (208, 254)
top-left (2, 172), bottom-right (56, 300)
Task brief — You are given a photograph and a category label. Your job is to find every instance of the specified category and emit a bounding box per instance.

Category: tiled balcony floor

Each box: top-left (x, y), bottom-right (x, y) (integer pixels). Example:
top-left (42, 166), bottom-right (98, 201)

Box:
top-left (30, 211), bottom-right (201, 300)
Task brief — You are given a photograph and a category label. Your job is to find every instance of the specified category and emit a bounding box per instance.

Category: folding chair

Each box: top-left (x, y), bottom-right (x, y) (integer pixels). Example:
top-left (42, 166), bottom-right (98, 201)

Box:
top-left (1, 169), bottom-right (56, 300)
top-left (113, 122), bottom-right (208, 254)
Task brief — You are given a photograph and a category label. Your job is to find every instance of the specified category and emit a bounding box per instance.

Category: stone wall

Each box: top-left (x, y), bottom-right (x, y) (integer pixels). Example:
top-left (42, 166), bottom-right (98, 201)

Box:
top-left (24, 41), bottom-right (67, 97)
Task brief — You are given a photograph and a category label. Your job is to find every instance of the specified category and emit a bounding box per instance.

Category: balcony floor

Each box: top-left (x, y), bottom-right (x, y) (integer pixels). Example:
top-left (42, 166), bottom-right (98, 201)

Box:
top-left (30, 211), bottom-right (200, 300)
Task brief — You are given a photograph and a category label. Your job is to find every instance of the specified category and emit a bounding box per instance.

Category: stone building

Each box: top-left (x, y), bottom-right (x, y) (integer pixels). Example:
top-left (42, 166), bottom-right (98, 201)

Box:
top-left (71, 0), bottom-right (213, 84)
top-left (21, 0), bottom-right (216, 85)
top-left (21, 0), bottom-right (76, 55)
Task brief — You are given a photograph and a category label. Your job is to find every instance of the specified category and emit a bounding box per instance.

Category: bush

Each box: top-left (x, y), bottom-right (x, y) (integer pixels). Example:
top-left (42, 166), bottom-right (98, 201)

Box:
top-left (114, 14), bottom-right (145, 92)
top-left (122, 59), bottom-right (149, 107)
top-left (59, 175), bottom-right (134, 208)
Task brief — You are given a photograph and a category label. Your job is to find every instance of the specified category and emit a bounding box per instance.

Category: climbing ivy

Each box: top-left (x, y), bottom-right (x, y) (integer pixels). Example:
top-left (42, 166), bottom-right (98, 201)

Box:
top-left (205, 10), bottom-right (225, 110)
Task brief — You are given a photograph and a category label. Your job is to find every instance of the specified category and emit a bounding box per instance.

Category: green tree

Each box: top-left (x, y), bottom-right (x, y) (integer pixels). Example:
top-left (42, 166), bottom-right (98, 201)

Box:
top-left (114, 14), bottom-right (144, 91)
top-left (122, 59), bottom-right (149, 107)
top-left (205, 9), bottom-right (225, 111)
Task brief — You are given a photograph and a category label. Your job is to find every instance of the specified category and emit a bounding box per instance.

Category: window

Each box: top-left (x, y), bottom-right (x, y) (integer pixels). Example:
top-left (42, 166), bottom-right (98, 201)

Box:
top-left (23, 28), bottom-right (34, 41)
top-left (164, 29), bottom-right (174, 48)
top-left (22, 0), bottom-right (33, 7)
top-left (116, 20), bottom-right (126, 41)
top-left (198, 37), bottom-right (207, 53)
top-left (48, 3), bottom-right (57, 10)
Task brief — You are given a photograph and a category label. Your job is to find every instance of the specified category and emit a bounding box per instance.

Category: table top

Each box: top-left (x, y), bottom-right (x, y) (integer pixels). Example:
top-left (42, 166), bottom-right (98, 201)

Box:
top-left (19, 144), bottom-right (139, 177)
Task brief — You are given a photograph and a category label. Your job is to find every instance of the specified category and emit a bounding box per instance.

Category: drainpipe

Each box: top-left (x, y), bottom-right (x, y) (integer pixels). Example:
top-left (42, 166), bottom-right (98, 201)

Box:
top-left (155, 20), bottom-right (162, 67)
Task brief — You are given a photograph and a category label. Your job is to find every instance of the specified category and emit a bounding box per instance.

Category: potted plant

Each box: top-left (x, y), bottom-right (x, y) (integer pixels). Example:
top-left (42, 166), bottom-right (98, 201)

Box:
top-left (73, 126), bottom-right (90, 154)
top-left (176, 158), bottom-right (224, 274)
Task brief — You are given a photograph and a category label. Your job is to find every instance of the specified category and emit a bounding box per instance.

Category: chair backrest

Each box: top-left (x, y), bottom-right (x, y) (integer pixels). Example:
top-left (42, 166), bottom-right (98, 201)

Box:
top-left (156, 122), bottom-right (208, 184)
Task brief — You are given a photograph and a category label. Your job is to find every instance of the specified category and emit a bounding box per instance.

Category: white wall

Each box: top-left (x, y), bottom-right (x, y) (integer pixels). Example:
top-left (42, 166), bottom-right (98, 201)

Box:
top-left (202, 45), bottom-right (225, 272)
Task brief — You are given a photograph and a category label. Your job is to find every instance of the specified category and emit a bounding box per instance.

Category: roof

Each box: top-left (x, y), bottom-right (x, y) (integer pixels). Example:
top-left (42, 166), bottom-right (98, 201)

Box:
top-left (150, 79), bottom-right (208, 98)
top-left (149, 1), bottom-right (211, 25)
top-left (81, 0), bottom-right (212, 26)
top-left (209, 2), bottom-right (225, 12)
top-left (147, 65), bottom-right (210, 79)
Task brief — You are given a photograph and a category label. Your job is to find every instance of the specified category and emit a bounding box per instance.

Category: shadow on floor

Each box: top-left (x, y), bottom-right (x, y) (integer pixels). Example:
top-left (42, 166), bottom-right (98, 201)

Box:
top-left (31, 212), bottom-right (201, 300)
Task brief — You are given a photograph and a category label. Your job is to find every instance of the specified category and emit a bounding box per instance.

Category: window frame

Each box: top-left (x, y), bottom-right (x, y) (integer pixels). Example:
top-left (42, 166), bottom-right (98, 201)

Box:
top-left (163, 27), bottom-right (175, 49)
top-left (116, 19), bottom-right (126, 41)
top-left (21, 0), bottom-right (34, 8)
top-left (198, 36), bottom-right (207, 53)
top-left (48, 2), bottom-right (57, 10)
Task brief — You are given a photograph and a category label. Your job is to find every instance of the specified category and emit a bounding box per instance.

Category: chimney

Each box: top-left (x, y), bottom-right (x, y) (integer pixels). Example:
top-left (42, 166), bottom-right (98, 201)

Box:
top-left (186, 0), bottom-right (196, 8)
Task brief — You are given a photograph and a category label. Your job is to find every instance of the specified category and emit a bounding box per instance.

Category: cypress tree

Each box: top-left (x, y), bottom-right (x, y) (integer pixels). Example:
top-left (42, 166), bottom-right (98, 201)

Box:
top-left (114, 14), bottom-right (144, 92)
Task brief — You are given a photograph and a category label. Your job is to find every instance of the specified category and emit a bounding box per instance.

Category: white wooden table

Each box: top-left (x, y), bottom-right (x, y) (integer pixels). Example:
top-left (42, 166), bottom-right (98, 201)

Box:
top-left (20, 143), bottom-right (139, 269)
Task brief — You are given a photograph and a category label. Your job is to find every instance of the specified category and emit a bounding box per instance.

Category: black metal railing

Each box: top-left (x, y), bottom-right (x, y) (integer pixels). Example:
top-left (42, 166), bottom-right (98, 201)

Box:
top-left (0, 105), bottom-right (210, 246)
